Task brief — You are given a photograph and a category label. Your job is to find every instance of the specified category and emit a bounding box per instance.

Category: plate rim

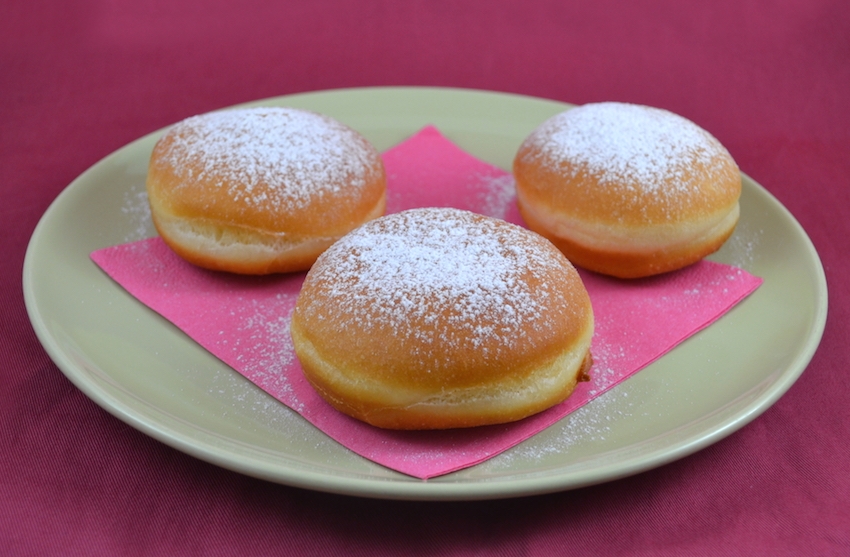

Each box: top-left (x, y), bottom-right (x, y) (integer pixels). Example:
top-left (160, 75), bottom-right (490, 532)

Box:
top-left (22, 85), bottom-right (829, 500)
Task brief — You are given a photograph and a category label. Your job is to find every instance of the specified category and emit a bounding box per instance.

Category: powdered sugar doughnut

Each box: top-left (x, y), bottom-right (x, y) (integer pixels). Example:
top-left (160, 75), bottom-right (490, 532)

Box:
top-left (513, 102), bottom-right (742, 278)
top-left (290, 207), bottom-right (594, 430)
top-left (146, 106), bottom-right (386, 274)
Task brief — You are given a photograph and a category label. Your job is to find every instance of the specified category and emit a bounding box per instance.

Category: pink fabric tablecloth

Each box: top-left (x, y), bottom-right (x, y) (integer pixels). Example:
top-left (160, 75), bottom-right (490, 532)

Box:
top-left (2, 0), bottom-right (847, 555)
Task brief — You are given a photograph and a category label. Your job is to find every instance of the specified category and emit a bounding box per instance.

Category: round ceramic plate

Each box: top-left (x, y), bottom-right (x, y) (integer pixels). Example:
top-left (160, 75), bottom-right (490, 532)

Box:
top-left (23, 87), bottom-right (827, 501)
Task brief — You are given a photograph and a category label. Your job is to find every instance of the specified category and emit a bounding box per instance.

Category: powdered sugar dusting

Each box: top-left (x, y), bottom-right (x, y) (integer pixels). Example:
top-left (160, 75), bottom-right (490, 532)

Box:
top-left (475, 173), bottom-right (517, 220)
top-left (490, 388), bottom-right (634, 466)
top-left (217, 293), bottom-right (300, 408)
top-left (723, 218), bottom-right (764, 269)
top-left (153, 106), bottom-right (381, 212)
top-left (299, 208), bottom-right (579, 357)
top-left (236, 306), bottom-right (296, 394)
top-left (120, 184), bottom-right (153, 242)
top-left (523, 102), bottom-right (736, 212)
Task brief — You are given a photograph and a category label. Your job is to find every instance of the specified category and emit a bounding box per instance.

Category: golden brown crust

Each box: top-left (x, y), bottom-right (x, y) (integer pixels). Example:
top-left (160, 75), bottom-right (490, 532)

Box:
top-left (513, 102), bottom-right (742, 278)
top-left (290, 208), bottom-right (595, 430)
top-left (146, 106), bottom-right (387, 274)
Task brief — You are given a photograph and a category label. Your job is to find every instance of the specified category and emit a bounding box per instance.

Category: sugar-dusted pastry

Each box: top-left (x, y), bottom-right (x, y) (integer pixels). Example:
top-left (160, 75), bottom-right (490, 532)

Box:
top-left (513, 102), bottom-right (742, 278)
top-left (290, 207), bottom-right (594, 430)
top-left (146, 106), bottom-right (386, 274)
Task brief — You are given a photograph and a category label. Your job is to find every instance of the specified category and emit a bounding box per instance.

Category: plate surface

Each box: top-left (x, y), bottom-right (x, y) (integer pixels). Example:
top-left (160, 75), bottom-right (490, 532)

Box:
top-left (23, 87), bottom-right (827, 500)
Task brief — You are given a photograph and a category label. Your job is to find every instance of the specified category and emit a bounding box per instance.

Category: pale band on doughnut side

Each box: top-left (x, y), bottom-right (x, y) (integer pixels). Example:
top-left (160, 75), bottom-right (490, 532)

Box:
top-left (516, 188), bottom-right (740, 279)
top-left (148, 195), bottom-right (386, 275)
top-left (290, 319), bottom-right (592, 430)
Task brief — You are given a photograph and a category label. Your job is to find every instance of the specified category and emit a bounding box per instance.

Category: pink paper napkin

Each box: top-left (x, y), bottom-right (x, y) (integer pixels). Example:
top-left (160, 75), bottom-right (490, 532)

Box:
top-left (91, 126), bottom-right (762, 479)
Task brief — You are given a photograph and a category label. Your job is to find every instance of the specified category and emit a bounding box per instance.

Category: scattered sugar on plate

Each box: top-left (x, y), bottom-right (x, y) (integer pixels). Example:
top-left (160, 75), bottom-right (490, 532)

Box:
top-left (121, 184), bottom-right (153, 242)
